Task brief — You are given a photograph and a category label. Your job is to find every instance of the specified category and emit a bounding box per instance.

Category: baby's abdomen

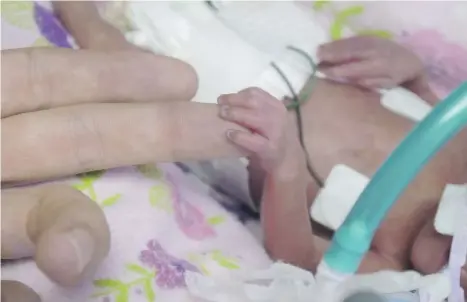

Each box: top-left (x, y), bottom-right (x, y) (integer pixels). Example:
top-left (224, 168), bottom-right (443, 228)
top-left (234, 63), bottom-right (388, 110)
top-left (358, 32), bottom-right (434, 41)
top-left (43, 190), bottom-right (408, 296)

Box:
top-left (300, 78), bottom-right (466, 267)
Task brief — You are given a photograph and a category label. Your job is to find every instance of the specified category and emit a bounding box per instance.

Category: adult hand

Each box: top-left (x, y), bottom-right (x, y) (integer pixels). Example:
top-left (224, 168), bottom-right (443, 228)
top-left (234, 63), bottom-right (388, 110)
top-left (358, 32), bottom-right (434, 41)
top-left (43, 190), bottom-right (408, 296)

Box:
top-left (2, 47), bottom-right (201, 183)
top-left (1, 47), bottom-right (200, 301)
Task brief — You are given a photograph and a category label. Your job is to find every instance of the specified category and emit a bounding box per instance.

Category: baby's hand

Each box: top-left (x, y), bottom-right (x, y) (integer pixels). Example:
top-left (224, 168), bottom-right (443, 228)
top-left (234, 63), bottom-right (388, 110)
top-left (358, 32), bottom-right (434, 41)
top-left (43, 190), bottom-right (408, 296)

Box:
top-left (218, 88), bottom-right (299, 174)
top-left (318, 36), bottom-right (424, 90)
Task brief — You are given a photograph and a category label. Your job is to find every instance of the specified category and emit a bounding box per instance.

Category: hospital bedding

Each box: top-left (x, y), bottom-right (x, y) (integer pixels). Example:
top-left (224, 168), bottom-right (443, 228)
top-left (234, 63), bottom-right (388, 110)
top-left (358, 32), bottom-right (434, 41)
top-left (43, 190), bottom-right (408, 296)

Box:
top-left (2, 1), bottom-right (467, 301)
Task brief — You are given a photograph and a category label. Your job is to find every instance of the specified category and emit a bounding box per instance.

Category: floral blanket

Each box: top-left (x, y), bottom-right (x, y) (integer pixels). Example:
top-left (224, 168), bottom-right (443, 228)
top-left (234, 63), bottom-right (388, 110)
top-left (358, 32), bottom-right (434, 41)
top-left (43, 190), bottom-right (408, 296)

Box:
top-left (2, 1), bottom-right (467, 301)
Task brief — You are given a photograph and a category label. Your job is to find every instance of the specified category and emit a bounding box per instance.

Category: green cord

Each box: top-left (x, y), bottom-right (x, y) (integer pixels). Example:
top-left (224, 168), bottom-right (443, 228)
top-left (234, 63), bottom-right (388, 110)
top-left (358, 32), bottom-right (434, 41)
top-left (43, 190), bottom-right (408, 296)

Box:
top-left (284, 46), bottom-right (319, 111)
top-left (271, 46), bottom-right (323, 188)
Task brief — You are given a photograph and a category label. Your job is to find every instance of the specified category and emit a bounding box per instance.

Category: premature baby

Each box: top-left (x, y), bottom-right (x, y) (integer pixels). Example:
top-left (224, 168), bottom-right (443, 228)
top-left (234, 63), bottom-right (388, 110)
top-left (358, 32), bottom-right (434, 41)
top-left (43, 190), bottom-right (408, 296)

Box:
top-left (218, 37), bottom-right (467, 289)
top-left (52, 0), bottom-right (467, 293)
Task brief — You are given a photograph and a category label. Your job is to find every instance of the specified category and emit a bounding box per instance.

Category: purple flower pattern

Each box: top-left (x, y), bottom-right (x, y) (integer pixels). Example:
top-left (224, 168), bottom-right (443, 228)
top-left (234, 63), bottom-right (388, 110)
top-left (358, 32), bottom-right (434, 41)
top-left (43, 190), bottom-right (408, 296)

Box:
top-left (33, 1), bottom-right (73, 48)
top-left (139, 239), bottom-right (200, 289)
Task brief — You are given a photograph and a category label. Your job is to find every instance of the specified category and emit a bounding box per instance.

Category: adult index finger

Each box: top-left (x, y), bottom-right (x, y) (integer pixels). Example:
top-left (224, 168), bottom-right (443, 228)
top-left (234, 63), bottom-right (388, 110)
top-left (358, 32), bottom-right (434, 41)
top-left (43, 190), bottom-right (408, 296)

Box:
top-left (2, 102), bottom-right (245, 183)
top-left (1, 48), bottom-right (198, 118)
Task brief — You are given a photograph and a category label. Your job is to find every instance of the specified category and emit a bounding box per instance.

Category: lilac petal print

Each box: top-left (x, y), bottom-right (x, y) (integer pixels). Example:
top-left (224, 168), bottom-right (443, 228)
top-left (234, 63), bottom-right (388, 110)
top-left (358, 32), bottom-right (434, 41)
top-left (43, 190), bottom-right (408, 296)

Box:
top-left (139, 239), bottom-right (199, 289)
top-left (33, 2), bottom-right (72, 48)
top-left (165, 173), bottom-right (216, 240)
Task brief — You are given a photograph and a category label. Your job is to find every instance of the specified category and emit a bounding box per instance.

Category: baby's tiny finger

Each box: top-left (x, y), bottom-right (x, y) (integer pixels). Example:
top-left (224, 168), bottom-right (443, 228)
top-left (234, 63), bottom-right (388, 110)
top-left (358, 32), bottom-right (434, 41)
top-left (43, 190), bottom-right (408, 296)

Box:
top-left (218, 87), bottom-right (269, 109)
top-left (359, 77), bottom-right (395, 89)
top-left (219, 106), bottom-right (266, 134)
top-left (318, 36), bottom-right (381, 64)
top-left (320, 60), bottom-right (384, 79)
top-left (218, 93), bottom-right (254, 108)
top-left (226, 130), bottom-right (268, 154)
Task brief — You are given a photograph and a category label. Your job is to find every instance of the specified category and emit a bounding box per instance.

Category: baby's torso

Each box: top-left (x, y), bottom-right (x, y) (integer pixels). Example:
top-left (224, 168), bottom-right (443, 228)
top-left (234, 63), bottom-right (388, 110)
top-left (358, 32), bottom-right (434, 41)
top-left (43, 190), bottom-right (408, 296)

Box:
top-left (303, 78), bottom-right (467, 266)
top-left (118, 0), bottom-right (467, 270)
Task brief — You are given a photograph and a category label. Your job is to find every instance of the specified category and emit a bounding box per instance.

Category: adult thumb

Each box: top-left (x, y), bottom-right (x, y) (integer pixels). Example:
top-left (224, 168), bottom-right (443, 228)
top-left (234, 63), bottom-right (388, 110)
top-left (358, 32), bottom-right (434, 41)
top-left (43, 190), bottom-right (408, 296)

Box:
top-left (2, 184), bottom-right (110, 286)
top-left (1, 280), bottom-right (41, 302)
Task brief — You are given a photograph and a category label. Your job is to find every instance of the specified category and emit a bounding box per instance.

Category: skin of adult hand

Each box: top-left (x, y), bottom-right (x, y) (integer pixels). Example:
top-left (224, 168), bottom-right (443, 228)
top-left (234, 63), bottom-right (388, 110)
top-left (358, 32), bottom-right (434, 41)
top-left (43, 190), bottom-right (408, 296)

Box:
top-left (0, 47), bottom-right (204, 301)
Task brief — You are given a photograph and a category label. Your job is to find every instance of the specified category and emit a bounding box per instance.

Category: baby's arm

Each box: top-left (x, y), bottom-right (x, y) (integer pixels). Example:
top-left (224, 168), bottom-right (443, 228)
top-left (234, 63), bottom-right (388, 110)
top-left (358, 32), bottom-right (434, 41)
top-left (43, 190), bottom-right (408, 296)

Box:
top-left (259, 156), bottom-right (402, 272)
top-left (260, 136), bottom-right (316, 268)
top-left (238, 90), bottom-right (405, 272)
top-left (318, 36), bottom-right (439, 105)
top-left (52, 1), bottom-right (138, 51)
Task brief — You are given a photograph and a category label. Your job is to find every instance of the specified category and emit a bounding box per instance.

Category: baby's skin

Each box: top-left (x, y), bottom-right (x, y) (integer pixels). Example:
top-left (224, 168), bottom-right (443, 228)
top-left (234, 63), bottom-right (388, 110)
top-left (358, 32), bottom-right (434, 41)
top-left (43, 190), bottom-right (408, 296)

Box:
top-left (3, 3), bottom-right (464, 300)
top-left (220, 37), bottom-right (467, 288)
top-left (51, 2), bottom-right (467, 291)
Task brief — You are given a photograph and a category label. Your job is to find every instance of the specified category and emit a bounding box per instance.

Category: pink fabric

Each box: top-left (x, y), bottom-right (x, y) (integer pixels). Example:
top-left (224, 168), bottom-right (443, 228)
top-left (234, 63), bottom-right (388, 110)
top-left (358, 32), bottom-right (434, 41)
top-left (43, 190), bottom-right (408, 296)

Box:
top-left (301, 1), bottom-right (467, 98)
top-left (398, 30), bottom-right (467, 98)
top-left (1, 165), bottom-right (271, 302)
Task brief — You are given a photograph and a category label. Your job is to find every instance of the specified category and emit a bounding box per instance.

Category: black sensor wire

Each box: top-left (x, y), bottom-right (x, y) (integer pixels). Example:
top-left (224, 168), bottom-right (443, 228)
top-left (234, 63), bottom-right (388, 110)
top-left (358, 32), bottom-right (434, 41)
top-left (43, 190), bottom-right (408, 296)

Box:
top-left (271, 47), bottom-right (324, 188)
top-left (203, 0), bottom-right (323, 187)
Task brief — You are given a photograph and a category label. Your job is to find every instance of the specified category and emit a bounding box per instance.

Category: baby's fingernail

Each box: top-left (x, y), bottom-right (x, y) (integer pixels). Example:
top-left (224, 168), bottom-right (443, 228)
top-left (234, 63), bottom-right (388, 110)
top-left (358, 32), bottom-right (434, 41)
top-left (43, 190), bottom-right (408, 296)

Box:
top-left (325, 67), bottom-right (340, 76)
top-left (64, 228), bottom-right (95, 274)
top-left (317, 45), bottom-right (324, 59)
top-left (217, 95), bottom-right (226, 105)
top-left (317, 44), bottom-right (331, 61)
top-left (226, 129), bottom-right (237, 140)
top-left (219, 105), bottom-right (230, 118)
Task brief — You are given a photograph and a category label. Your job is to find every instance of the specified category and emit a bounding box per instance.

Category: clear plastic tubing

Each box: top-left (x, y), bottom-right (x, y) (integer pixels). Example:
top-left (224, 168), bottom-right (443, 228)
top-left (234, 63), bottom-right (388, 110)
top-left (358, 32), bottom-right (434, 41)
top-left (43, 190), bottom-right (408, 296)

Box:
top-left (323, 82), bottom-right (467, 274)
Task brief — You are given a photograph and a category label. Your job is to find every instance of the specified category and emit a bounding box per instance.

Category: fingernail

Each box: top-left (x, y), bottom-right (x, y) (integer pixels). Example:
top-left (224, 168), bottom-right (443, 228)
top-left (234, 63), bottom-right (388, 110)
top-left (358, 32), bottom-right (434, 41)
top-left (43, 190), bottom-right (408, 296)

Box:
top-left (226, 129), bottom-right (236, 140)
top-left (317, 44), bottom-right (331, 61)
top-left (326, 67), bottom-right (340, 76)
top-left (360, 78), bottom-right (392, 89)
top-left (316, 45), bottom-right (324, 60)
top-left (219, 105), bottom-right (230, 118)
top-left (217, 95), bottom-right (226, 105)
top-left (64, 228), bottom-right (95, 274)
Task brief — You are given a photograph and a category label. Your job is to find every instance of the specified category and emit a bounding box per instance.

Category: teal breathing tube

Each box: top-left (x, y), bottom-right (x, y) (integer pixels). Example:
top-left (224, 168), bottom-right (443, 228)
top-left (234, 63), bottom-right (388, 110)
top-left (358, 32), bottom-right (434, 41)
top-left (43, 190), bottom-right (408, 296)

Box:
top-left (323, 82), bottom-right (467, 274)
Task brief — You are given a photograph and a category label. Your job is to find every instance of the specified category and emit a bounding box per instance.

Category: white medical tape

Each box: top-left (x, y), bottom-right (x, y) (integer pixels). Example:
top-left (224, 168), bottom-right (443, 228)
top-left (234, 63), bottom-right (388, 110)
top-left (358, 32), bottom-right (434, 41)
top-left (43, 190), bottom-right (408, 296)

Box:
top-left (379, 87), bottom-right (433, 122)
top-left (448, 200), bottom-right (467, 302)
top-left (310, 164), bottom-right (369, 231)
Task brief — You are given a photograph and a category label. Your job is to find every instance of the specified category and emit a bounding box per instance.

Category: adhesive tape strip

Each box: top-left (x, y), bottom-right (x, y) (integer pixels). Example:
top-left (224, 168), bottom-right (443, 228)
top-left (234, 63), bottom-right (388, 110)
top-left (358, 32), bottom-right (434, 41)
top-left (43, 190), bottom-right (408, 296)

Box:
top-left (379, 87), bottom-right (433, 122)
top-left (434, 184), bottom-right (467, 236)
top-left (447, 195), bottom-right (467, 302)
top-left (310, 164), bottom-right (369, 231)
top-left (310, 164), bottom-right (463, 236)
